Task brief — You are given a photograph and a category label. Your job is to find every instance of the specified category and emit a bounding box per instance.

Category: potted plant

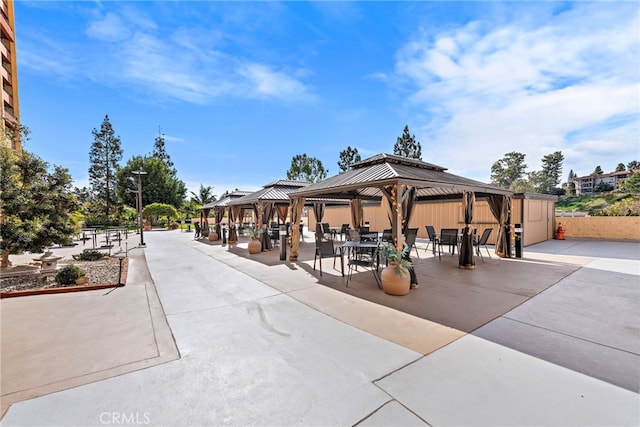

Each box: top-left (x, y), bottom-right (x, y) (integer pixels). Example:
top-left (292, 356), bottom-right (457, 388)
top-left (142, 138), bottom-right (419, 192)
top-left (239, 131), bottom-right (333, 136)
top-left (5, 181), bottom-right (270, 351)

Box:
top-left (378, 242), bottom-right (412, 296)
top-left (245, 227), bottom-right (264, 254)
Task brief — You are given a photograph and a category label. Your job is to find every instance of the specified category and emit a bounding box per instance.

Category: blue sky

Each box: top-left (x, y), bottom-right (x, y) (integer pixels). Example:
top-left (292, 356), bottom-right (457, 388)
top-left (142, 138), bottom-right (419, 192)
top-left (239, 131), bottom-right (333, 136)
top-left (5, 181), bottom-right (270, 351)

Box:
top-left (16, 1), bottom-right (640, 197)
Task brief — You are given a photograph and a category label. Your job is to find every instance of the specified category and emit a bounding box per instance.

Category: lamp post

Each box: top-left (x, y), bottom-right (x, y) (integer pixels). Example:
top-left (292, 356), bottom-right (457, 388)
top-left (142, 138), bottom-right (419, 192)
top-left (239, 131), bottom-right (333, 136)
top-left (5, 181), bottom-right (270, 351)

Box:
top-left (131, 170), bottom-right (148, 246)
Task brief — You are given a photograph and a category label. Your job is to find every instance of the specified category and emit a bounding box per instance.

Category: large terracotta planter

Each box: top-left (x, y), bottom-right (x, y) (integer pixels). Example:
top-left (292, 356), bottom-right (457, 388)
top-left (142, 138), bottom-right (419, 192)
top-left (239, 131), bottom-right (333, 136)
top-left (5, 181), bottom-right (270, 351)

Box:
top-left (208, 232), bottom-right (218, 241)
top-left (248, 239), bottom-right (262, 254)
top-left (380, 264), bottom-right (410, 296)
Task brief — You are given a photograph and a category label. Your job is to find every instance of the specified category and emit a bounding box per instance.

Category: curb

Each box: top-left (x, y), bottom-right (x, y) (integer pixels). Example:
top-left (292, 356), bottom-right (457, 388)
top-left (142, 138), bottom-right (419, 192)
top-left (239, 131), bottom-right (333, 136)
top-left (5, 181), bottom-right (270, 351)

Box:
top-left (1, 258), bottom-right (128, 299)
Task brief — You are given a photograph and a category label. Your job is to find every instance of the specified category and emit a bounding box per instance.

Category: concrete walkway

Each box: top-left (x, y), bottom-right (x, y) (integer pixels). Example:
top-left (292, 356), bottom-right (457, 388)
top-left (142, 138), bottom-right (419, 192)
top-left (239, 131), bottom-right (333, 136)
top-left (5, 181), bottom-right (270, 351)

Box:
top-left (1, 231), bottom-right (638, 426)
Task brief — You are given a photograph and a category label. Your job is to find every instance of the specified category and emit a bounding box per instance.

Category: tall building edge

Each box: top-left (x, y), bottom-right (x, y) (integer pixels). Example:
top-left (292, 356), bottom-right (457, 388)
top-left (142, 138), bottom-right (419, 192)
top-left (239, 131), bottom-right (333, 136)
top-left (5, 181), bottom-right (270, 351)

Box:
top-left (1, 0), bottom-right (20, 152)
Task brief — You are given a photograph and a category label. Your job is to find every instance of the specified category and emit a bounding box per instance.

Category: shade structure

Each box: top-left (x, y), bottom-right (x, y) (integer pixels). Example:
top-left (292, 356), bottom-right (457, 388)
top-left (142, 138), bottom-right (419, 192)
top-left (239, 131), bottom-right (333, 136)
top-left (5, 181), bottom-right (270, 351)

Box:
top-left (288, 153), bottom-right (514, 261)
top-left (200, 191), bottom-right (253, 241)
top-left (227, 179), bottom-right (348, 253)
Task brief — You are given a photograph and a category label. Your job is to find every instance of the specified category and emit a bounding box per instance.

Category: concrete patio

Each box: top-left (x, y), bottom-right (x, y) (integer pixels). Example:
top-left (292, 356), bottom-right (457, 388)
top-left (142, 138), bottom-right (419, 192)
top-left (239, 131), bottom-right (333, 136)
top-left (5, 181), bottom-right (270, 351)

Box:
top-left (1, 229), bottom-right (638, 426)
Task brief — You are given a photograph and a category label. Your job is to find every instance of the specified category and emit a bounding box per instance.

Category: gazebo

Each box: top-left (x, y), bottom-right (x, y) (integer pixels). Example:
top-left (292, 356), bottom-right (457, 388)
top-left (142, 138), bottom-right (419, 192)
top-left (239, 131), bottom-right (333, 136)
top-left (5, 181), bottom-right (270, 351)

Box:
top-left (200, 190), bottom-right (252, 240)
top-left (227, 180), bottom-right (309, 247)
top-left (287, 153), bottom-right (514, 267)
top-left (227, 179), bottom-right (349, 251)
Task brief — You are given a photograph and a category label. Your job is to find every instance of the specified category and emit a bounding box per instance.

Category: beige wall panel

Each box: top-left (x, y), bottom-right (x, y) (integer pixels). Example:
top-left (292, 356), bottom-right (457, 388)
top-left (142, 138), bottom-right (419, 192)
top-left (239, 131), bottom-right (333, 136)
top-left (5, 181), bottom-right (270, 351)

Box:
top-left (308, 198), bottom-right (640, 242)
top-left (556, 217), bottom-right (640, 240)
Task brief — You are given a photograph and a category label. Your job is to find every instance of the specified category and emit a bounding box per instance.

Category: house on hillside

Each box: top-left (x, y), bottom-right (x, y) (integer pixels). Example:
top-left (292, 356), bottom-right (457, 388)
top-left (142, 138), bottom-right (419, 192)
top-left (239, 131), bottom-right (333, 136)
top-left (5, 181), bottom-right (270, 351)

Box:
top-left (573, 170), bottom-right (635, 195)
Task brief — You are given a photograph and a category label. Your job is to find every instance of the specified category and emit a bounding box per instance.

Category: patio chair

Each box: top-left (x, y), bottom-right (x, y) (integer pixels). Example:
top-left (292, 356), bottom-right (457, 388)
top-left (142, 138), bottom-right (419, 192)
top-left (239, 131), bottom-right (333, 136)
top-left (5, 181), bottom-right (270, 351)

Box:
top-left (424, 225), bottom-right (438, 254)
top-left (437, 228), bottom-right (459, 260)
top-left (381, 229), bottom-right (393, 243)
top-left (269, 225), bottom-right (280, 246)
top-left (313, 237), bottom-right (344, 277)
top-left (194, 222), bottom-right (201, 239)
top-left (339, 223), bottom-right (350, 240)
top-left (346, 243), bottom-right (380, 289)
top-left (474, 228), bottom-right (493, 259)
top-left (404, 228), bottom-right (419, 258)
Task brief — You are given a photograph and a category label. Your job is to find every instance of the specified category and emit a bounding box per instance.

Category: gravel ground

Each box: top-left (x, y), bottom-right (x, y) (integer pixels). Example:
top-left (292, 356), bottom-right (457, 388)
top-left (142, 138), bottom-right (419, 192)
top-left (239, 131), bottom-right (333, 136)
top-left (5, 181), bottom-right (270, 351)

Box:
top-left (0, 257), bottom-right (123, 292)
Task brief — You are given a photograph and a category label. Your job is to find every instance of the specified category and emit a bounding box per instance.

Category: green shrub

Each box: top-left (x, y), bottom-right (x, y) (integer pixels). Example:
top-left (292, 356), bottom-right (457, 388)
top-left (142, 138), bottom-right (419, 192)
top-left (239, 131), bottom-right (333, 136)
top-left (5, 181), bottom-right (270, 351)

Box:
top-left (55, 265), bottom-right (87, 285)
top-left (72, 250), bottom-right (108, 261)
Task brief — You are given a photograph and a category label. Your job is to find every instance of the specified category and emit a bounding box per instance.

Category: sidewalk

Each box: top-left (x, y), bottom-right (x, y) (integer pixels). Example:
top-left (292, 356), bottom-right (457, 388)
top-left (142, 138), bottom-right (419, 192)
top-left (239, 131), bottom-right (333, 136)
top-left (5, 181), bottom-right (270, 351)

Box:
top-left (1, 231), bottom-right (638, 426)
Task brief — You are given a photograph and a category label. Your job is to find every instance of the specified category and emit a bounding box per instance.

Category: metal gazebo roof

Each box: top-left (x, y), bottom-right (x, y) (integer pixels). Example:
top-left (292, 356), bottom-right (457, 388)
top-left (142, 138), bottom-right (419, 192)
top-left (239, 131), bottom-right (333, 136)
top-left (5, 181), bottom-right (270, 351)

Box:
top-left (200, 191), bottom-right (253, 210)
top-left (288, 153), bottom-right (512, 200)
top-left (228, 180), bottom-right (349, 207)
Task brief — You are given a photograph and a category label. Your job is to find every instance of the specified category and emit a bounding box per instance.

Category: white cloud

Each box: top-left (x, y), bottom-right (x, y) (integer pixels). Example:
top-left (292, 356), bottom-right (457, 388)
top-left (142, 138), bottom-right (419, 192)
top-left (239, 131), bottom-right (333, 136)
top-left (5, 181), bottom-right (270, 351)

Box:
top-left (86, 12), bottom-right (130, 42)
top-left (393, 2), bottom-right (639, 180)
top-left (23, 5), bottom-right (315, 105)
top-left (237, 63), bottom-right (315, 101)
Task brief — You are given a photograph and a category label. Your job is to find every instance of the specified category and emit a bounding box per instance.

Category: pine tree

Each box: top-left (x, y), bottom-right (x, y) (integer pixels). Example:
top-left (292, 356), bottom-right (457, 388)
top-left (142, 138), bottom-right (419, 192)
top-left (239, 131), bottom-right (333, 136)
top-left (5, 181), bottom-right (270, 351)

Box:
top-left (593, 165), bottom-right (604, 175)
top-left (393, 125), bottom-right (422, 160)
top-left (88, 115), bottom-right (123, 221)
top-left (337, 146), bottom-right (361, 172)
top-left (286, 154), bottom-right (328, 182)
top-left (152, 128), bottom-right (175, 174)
top-left (539, 151), bottom-right (564, 194)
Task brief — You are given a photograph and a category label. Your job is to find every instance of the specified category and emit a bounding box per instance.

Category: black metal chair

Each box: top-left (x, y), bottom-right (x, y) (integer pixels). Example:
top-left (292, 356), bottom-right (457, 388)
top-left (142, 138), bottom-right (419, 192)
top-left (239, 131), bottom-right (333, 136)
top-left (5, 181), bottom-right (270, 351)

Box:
top-left (313, 237), bottom-right (344, 277)
top-left (194, 222), bottom-right (201, 239)
top-left (437, 228), bottom-right (459, 260)
top-left (404, 228), bottom-right (419, 258)
top-left (474, 228), bottom-right (493, 259)
top-left (346, 243), bottom-right (380, 288)
top-left (425, 225), bottom-right (438, 254)
top-left (269, 225), bottom-right (280, 246)
top-left (340, 223), bottom-right (350, 240)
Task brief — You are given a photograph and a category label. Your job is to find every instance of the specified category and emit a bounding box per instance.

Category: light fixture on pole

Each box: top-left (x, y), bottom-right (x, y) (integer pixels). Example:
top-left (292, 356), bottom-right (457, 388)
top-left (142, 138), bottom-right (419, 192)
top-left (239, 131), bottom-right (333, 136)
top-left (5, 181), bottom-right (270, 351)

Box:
top-left (131, 170), bottom-right (148, 246)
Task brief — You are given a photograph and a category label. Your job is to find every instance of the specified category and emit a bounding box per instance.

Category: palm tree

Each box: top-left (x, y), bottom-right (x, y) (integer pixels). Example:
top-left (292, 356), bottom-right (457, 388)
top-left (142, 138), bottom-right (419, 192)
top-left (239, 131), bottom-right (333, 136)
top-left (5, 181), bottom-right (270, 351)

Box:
top-left (190, 184), bottom-right (216, 205)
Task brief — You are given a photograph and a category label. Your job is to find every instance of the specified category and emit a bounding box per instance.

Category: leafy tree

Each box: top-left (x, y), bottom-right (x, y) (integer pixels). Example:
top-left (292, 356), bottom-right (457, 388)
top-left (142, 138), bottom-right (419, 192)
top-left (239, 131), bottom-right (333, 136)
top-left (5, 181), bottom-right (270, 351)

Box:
top-left (615, 163), bottom-right (626, 172)
top-left (539, 151), bottom-right (564, 194)
top-left (190, 184), bottom-right (216, 205)
top-left (490, 152), bottom-right (527, 189)
top-left (593, 165), bottom-right (604, 175)
top-left (142, 202), bottom-right (178, 225)
top-left (116, 156), bottom-right (186, 210)
top-left (152, 129), bottom-right (175, 173)
top-left (0, 147), bottom-right (78, 267)
top-left (286, 154), bottom-right (328, 182)
top-left (337, 146), bottom-right (362, 172)
top-left (89, 115), bottom-right (123, 221)
top-left (619, 172), bottom-right (640, 194)
top-left (627, 160), bottom-right (640, 171)
top-left (510, 177), bottom-right (537, 193)
top-left (594, 181), bottom-right (614, 192)
top-left (180, 200), bottom-right (200, 222)
top-left (2, 122), bottom-right (30, 151)
top-left (393, 125), bottom-right (422, 159)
